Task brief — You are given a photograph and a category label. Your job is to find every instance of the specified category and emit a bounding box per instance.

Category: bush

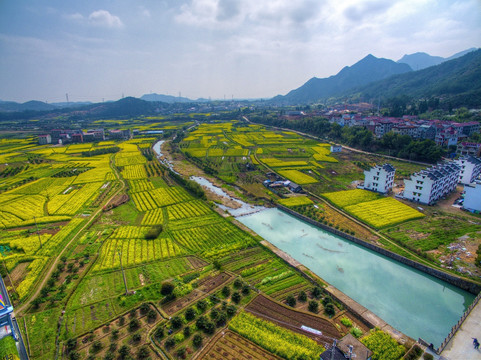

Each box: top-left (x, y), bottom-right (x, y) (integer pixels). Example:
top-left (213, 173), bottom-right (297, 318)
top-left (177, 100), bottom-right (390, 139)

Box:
top-left (154, 327), bottom-right (164, 340)
top-left (137, 346), bottom-right (150, 359)
top-left (196, 299), bottom-right (208, 312)
top-left (183, 326), bottom-right (191, 338)
top-left (322, 295), bottom-right (332, 306)
top-left (350, 327), bottom-right (362, 338)
top-left (340, 317), bottom-right (352, 327)
top-left (233, 278), bottom-right (243, 289)
top-left (91, 340), bottom-right (102, 353)
top-left (147, 309), bottom-right (157, 322)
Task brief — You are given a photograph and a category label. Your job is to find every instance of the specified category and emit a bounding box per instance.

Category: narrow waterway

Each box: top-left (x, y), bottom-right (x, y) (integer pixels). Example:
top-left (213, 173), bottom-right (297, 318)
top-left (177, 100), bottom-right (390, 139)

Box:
top-left (238, 208), bottom-right (475, 348)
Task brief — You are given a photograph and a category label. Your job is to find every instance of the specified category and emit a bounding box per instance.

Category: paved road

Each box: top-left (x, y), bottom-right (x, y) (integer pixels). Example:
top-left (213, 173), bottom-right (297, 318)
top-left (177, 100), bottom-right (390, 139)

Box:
top-left (441, 299), bottom-right (481, 360)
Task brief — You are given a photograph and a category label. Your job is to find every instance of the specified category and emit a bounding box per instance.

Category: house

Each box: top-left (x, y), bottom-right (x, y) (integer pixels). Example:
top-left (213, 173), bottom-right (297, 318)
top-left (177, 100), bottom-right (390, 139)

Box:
top-left (403, 162), bottom-right (461, 205)
top-left (454, 156), bottom-right (481, 184)
top-left (331, 145), bottom-right (342, 153)
top-left (288, 182), bottom-right (302, 193)
top-left (363, 164), bottom-right (395, 194)
top-left (38, 134), bottom-right (51, 145)
top-left (320, 335), bottom-right (373, 360)
top-left (464, 181), bottom-right (481, 212)
top-left (457, 142), bottom-right (481, 157)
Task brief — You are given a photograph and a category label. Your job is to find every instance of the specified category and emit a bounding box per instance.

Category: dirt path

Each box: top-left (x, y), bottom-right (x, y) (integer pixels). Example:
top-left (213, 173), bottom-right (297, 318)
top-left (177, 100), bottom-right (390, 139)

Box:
top-left (15, 155), bottom-right (126, 316)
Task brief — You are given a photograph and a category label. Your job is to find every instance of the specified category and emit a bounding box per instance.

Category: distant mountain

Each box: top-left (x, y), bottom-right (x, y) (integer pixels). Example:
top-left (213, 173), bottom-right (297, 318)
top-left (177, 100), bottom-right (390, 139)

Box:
top-left (397, 48), bottom-right (477, 70)
top-left (271, 54), bottom-right (412, 105)
top-left (0, 100), bottom-right (57, 112)
top-left (345, 49), bottom-right (481, 106)
top-left (86, 97), bottom-right (159, 117)
top-left (397, 52), bottom-right (444, 70)
top-left (141, 93), bottom-right (192, 103)
top-left (0, 100), bottom-right (92, 112)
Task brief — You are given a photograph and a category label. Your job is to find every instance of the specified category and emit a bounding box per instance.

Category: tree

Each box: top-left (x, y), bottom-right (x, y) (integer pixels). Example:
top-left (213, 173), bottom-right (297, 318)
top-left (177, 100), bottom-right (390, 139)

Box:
top-left (192, 334), bottom-right (203, 349)
top-left (137, 346), bottom-right (150, 359)
top-left (231, 291), bottom-right (241, 304)
top-left (171, 316), bottom-right (183, 329)
top-left (147, 309), bottom-right (157, 322)
top-left (221, 286), bottom-right (231, 298)
top-left (324, 303), bottom-right (335, 317)
top-left (184, 307), bottom-right (196, 321)
top-left (286, 294), bottom-right (296, 307)
top-left (118, 345), bottom-right (130, 359)
top-left (308, 300), bottom-right (319, 313)
top-left (129, 318), bottom-right (140, 332)
top-left (311, 287), bottom-right (322, 298)
top-left (160, 282), bottom-right (175, 296)
top-left (183, 326), bottom-right (191, 338)
top-left (298, 291), bottom-right (307, 302)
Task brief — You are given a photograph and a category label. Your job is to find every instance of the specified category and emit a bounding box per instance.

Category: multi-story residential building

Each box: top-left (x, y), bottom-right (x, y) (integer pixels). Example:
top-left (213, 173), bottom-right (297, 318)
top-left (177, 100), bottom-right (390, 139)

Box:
top-left (454, 121), bottom-right (480, 137)
top-left (454, 156), bottom-right (481, 184)
top-left (364, 164), bottom-right (395, 194)
top-left (403, 162), bottom-right (461, 205)
top-left (463, 181), bottom-right (481, 212)
top-left (457, 142), bottom-right (481, 157)
top-left (38, 134), bottom-right (51, 145)
top-left (374, 121), bottom-right (394, 138)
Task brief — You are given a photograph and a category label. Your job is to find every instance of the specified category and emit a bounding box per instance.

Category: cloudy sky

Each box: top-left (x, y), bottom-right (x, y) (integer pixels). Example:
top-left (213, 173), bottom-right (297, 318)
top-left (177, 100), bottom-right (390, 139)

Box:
top-left (0, 0), bottom-right (480, 103)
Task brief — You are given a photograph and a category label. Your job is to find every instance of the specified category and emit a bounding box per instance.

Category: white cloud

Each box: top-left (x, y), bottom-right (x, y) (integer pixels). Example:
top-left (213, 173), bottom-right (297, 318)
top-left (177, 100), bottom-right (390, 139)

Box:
top-left (88, 10), bottom-right (123, 28)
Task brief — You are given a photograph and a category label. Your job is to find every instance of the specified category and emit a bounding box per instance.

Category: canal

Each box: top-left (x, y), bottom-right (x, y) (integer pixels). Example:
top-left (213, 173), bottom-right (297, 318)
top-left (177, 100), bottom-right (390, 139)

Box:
top-left (238, 207), bottom-right (475, 348)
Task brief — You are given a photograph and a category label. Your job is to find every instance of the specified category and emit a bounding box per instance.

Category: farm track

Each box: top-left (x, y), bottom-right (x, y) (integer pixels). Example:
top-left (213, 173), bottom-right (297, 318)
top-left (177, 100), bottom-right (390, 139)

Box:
top-left (16, 154), bottom-right (126, 316)
top-left (245, 294), bottom-right (341, 344)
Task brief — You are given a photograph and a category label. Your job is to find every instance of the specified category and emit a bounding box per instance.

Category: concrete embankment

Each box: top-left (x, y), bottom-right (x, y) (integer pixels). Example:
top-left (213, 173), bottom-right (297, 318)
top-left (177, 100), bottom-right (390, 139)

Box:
top-left (277, 204), bottom-right (481, 295)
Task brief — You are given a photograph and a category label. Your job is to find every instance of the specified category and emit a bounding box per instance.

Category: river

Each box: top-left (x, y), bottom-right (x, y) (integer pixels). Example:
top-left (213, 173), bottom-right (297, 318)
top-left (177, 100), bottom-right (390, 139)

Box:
top-left (238, 207), bottom-right (474, 348)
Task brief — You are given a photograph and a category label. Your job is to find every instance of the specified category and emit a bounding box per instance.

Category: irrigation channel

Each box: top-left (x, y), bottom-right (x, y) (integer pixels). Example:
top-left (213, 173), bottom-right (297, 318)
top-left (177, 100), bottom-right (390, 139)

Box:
top-left (153, 140), bottom-right (475, 348)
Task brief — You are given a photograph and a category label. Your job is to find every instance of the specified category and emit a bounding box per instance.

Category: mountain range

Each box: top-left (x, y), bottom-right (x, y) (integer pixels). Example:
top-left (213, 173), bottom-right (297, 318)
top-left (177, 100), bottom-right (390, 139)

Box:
top-left (1, 47), bottom-right (479, 113)
top-left (271, 47), bottom-right (479, 105)
top-left (397, 48), bottom-right (477, 70)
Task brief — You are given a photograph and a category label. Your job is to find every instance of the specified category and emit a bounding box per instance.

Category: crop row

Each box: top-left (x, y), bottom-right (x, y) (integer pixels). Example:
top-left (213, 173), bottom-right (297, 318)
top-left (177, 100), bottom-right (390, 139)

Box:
top-left (261, 158), bottom-right (309, 167)
top-left (345, 197), bottom-right (424, 228)
top-left (131, 187), bottom-right (192, 211)
top-left (121, 164), bottom-right (147, 180)
top-left (278, 169), bottom-right (317, 185)
top-left (229, 311), bottom-right (325, 360)
top-left (38, 218), bottom-right (84, 255)
top-left (278, 196), bottom-right (313, 207)
top-left (168, 214), bottom-right (223, 231)
top-left (49, 181), bottom-right (103, 215)
top-left (111, 226), bottom-right (149, 239)
top-left (16, 257), bottom-right (48, 299)
top-left (115, 152), bottom-right (146, 167)
top-left (322, 189), bottom-right (381, 208)
top-left (141, 208), bottom-right (165, 225)
top-left (94, 236), bottom-right (186, 271)
top-left (128, 179), bottom-right (155, 193)
top-left (3, 233), bottom-right (52, 255)
top-left (167, 200), bottom-right (212, 220)
top-left (0, 194), bottom-right (45, 220)
top-left (171, 222), bottom-right (256, 253)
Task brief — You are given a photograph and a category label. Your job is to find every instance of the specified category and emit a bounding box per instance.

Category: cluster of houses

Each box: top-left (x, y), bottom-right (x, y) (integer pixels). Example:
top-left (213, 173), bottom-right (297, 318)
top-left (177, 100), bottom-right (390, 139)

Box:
top-left (327, 114), bottom-right (480, 147)
top-left (362, 155), bottom-right (481, 212)
top-left (38, 128), bottom-right (132, 145)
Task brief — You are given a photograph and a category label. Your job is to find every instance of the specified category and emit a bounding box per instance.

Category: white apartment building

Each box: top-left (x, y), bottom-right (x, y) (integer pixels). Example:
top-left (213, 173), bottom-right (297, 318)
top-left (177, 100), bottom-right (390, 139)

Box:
top-left (454, 156), bottom-right (481, 185)
top-left (363, 164), bottom-right (395, 194)
top-left (463, 181), bottom-right (481, 212)
top-left (403, 162), bottom-right (461, 205)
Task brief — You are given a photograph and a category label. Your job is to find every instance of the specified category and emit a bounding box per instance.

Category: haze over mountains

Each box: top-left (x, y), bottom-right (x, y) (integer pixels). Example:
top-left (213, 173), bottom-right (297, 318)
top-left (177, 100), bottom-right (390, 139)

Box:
top-left (0, 47), bottom-right (479, 113)
top-left (397, 48), bottom-right (477, 71)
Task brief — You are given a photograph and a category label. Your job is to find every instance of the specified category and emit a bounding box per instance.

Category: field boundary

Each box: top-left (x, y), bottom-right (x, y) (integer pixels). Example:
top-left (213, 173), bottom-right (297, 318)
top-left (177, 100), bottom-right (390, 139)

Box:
top-left (276, 204), bottom-right (481, 294)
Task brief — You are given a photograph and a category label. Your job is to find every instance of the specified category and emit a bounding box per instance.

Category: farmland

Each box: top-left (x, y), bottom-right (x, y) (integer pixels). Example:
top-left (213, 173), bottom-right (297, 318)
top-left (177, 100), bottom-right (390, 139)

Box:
top-left (0, 117), bottom-right (477, 360)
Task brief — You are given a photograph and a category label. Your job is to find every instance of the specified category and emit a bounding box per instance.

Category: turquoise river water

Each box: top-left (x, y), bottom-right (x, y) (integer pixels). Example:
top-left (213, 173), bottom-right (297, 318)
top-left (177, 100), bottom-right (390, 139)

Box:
top-left (237, 208), bottom-right (475, 348)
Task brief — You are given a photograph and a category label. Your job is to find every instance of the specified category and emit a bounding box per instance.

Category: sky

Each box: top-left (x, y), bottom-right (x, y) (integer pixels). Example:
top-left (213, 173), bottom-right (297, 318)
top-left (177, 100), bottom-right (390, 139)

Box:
top-left (0, 0), bottom-right (480, 103)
